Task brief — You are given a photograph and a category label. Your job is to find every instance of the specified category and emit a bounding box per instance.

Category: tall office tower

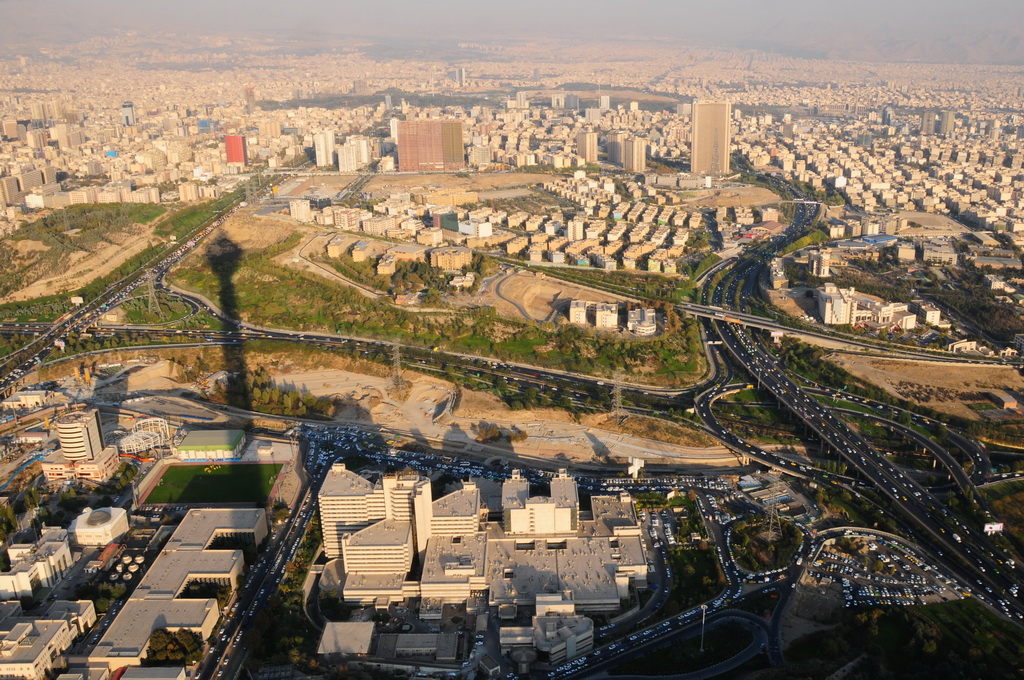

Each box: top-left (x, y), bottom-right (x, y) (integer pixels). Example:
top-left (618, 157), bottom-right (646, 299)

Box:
top-left (576, 130), bottom-right (599, 164)
top-left (599, 95), bottom-right (611, 110)
top-left (551, 93), bottom-right (566, 109)
top-left (691, 101), bottom-right (732, 175)
top-left (224, 134), bottom-right (248, 165)
top-left (939, 110), bottom-right (956, 136)
top-left (516, 91), bottom-right (529, 109)
top-left (676, 102), bottom-right (691, 117)
top-left (121, 102), bottom-right (136, 127)
top-left (397, 120), bottom-right (465, 172)
top-left (623, 137), bottom-right (647, 173)
top-left (606, 131), bottom-right (626, 165)
top-left (455, 67), bottom-right (467, 86)
top-left (584, 108), bottom-right (602, 123)
top-left (243, 85), bottom-right (257, 114)
top-left (882, 106), bottom-right (895, 127)
top-left (56, 409), bottom-right (104, 462)
top-left (384, 94), bottom-right (393, 109)
top-left (565, 94), bottom-right (580, 111)
top-left (920, 111), bottom-right (936, 135)
top-left (314, 130), bottom-right (336, 167)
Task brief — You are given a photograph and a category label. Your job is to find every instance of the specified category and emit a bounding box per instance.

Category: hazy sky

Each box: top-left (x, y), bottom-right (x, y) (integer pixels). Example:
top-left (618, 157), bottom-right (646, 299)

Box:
top-left (3, 0), bottom-right (1024, 63)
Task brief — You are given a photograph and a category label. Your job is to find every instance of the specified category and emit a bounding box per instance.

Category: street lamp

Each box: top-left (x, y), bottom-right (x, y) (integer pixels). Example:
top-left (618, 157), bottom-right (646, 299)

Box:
top-left (700, 604), bottom-right (708, 653)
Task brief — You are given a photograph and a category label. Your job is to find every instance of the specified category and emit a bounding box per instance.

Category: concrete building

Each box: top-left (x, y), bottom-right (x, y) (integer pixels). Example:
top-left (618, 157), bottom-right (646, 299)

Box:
top-left (173, 430), bottom-right (245, 461)
top-left (224, 134), bottom-right (247, 166)
top-left (568, 299), bottom-right (588, 325)
top-left (809, 249), bottom-right (831, 277)
top-left (429, 246), bottom-right (473, 271)
top-left (313, 131), bottom-right (336, 167)
top-left (42, 409), bottom-right (120, 485)
top-left (576, 130), bottom-right (598, 164)
top-left (691, 102), bottom-right (732, 175)
top-left (289, 199), bottom-right (312, 223)
top-left (594, 303), bottom-right (619, 328)
top-left (0, 529), bottom-right (73, 601)
top-left (68, 507), bottom-right (129, 546)
top-left (817, 283), bottom-right (916, 329)
top-left (623, 137), bottom-right (647, 173)
top-left (89, 509), bottom-right (266, 669)
top-left (626, 308), bottom-right (657, 336)
top-left (397, 120), bottom-right (464, 172)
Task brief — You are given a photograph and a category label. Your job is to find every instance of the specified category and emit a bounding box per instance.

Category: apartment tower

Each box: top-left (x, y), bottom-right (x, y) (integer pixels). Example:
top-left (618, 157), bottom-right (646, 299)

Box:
top-left (691, 102), bottom-right (732, 175)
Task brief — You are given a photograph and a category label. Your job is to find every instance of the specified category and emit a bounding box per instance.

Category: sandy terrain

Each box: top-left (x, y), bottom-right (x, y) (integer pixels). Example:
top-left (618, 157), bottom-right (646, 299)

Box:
top-left (364, 173), bottom-right (553, 196)
top-left (467, 271), bottom-right (633, 323)
top-left (217, 212), bottom-right (307, 253)
top-left (683, 186), bottom-right (780, 209)
top-left (766, 286), bottom-right (818, 318)
top-left (5, 225), bottom-right (159, 303)
top-left (897, 211), bottom-right (969, 235)
top-left (829, 354), bottom-right (1024, 419)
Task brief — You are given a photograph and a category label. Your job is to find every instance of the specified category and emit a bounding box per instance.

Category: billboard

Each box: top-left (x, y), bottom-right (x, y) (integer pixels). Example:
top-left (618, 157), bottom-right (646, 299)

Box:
top-left (983, 522), bottom-right (1004, 535)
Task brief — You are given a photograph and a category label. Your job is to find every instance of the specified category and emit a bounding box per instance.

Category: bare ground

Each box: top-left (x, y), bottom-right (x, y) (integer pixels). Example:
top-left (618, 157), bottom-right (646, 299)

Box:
top-left (364, 173), bottom-right (553, 196)
top-left (830, 354), bottom-right (1024, 419)
top-left (682, 186), bottom-right (781, 209)
top-left (460, 271), bottom-right (633, 323)
top-left (5, 223), bottom-right (160, 302)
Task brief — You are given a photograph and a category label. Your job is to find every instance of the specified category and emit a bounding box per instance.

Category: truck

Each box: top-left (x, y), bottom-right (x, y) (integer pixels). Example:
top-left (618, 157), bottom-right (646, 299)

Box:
top-left (952, 533), bottom-right (962, 543)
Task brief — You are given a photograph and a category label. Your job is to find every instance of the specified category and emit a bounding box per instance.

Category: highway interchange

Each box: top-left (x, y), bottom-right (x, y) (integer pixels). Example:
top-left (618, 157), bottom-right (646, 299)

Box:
top-left (1, 173), bottom-right (1024, 677)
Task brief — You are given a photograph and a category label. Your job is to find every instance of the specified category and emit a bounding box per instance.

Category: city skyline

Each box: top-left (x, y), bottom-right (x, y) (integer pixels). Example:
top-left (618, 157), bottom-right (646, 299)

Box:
top-left (2, 1), bottom-right (1024, 64)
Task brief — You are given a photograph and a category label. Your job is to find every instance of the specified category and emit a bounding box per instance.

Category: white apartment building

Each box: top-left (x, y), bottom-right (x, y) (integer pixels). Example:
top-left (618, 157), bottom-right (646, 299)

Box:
top-left (0, 529), bottom-right (73, 601)
top-left (817, 283), bottom-right (917, 329)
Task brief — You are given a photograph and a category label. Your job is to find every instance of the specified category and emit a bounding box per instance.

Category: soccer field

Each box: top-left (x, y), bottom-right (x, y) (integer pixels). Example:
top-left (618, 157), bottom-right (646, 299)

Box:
top-left (143, 463), bottom-right (283, 504)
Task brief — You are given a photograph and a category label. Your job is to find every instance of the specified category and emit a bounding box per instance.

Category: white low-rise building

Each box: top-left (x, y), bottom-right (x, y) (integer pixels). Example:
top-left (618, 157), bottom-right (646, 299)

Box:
top-left (68, 507), bottom-right (130, 547)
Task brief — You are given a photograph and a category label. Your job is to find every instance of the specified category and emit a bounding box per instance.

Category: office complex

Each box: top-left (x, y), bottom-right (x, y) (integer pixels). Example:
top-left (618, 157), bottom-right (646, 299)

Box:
top-left (319, 466), bottom-right (647, 611)
top-left (90, 509), bottom-right (267, 668)
top-left (691, 101), bottom-right (732, 174)
top-left (224, 134), bottom-right (247, 165)
top-left (576, 130), bottom-right (598, 164)
top-left (397, 120), bottom-right (464, 172)
top-left (120, 102), bottom-right (136, 127)
top-left (42, 408), bottom-right (120, 484)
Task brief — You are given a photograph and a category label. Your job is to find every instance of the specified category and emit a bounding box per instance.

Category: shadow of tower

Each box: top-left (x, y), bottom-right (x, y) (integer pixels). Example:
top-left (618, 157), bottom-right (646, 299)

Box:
top-left (205, 235), bottom-right (251, 410)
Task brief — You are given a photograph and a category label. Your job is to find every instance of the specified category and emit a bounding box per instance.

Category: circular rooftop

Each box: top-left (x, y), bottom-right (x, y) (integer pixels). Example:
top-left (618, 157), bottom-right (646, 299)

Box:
top-left (86, 509), bottom-right (112, 526)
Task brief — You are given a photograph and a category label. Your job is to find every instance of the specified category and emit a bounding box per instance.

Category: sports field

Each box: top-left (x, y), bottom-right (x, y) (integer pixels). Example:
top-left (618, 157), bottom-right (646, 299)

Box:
top-left (143, 463), bottom-right (283, 504)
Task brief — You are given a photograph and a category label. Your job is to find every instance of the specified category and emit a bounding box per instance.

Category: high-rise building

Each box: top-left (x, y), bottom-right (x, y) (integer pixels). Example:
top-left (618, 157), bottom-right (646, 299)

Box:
top-left (121, 102), bottom-right (136, 127)
top-left (606, 131), bottom-right (626, 165)
top-left (691, 101), bottom-right (732, 175)
top-left (565, 94), bottom-right (580, 111)
top-left (576, 130), bottom-right (598, 164)
top-left (244, 85), bottom-right (257, 114)
top-left (939, 110), bottom-right (956, 136)
top-left (599, 95), bottom-right (611, 110)
top-left (55, 409), bottom-right (104, 461)
top-left (314, 131), bottom-right (336, 167)
top-left (224, 134), bottom-right (247, 165)
top-left (623, 137), bottom-right (647, 173)
top-left (397, 120), bottom-right (465, 172)
top-left (455, 67), bottom-right (467, 87)
top-left (920, 111), bottom-right (936, 135)
top-left (551, 93), bottom-right (566, 109)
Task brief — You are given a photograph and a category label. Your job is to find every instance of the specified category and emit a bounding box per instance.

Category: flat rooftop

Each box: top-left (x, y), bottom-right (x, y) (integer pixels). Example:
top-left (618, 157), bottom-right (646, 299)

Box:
top-left (432, 485), bottom-right (479, 519)
top-left (163, 508), bottom-right (267, 551)
top-left (176, 429), bottom-right (244, 451)
top-left (319, 463), bottom-right (375, 498)
top-left (344, 520), bottom-right (411, 548)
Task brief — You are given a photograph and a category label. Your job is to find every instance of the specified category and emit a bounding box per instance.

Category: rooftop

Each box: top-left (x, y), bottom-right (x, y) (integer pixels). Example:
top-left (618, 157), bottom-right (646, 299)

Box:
top-left (176, 429), bottom-right (244, 451)
top-left (319, 463), bottom-right (375, 498)
top-left (317, 621), bottom-right (375, 656)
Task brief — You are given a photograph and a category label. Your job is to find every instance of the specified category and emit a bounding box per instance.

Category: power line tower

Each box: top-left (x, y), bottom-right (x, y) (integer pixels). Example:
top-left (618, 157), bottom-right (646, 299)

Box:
top-left (146, 275), bottom-right (161, 317)
top-left (610, 379), bottom-right (625, 425)
top-left (765, 503), bottom-right (782, 543)
top-left (389, 345), bottom-right (407, 393)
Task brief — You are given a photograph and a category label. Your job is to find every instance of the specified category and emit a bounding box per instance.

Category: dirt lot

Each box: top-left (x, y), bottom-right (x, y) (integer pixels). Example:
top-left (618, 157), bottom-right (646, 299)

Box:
top-left (682, 186), bottom-right (780, 209)
top-left (464, 270), bottom-right (633, 323)
top-left (364, 173), bottom-right (553, 197)
top-left (830, 354), bottom-right (1024, 419)
top-left (217, 212), bottom-right (307, 253)
top-left (897, 211), bottom-right (969, 236)
top-left (5, 223), bottom-right (160, 303)
top-left (767, 286), bottom-right (818, 319)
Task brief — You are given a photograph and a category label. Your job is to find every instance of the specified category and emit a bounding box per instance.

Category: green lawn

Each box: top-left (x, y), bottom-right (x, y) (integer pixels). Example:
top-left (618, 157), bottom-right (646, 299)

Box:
top-left (144, 463), bottom-right (283, 504)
